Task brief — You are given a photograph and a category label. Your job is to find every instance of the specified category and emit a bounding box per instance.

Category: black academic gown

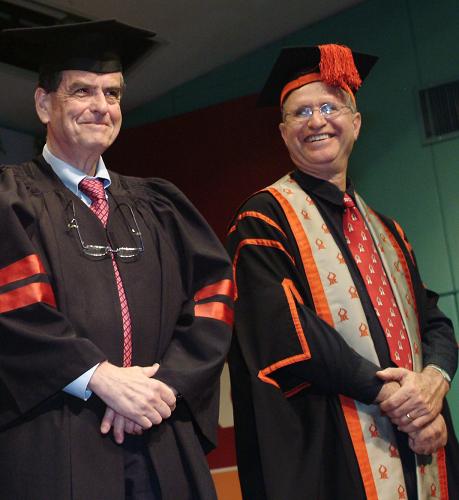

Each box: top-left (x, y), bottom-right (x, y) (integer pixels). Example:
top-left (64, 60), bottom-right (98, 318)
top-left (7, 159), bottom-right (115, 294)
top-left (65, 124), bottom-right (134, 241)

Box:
top-left (227, 170), bottom-right (459, 500)
top-left (0, 157), bottom-right (233, 500)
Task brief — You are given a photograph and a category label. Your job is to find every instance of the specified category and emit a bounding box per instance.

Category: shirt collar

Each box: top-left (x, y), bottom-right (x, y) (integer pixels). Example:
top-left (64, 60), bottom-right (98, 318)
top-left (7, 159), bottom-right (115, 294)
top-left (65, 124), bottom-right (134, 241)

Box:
top-left (43, 144), bottom-right (111, 198)
top-left (291, 169), bottom-right (355, 208)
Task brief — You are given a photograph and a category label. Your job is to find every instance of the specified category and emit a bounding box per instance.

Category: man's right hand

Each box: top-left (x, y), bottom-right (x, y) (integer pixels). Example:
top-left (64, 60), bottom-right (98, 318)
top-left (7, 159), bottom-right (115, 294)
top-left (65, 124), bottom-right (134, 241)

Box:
top-left (374, 380), bottom-right (400, 404)
top-left (375, 379), bottom-right (447, 455)
top-left (88, 361), bottom-right (176, 430)
top-left (376, 367), bottom-right (448, 428)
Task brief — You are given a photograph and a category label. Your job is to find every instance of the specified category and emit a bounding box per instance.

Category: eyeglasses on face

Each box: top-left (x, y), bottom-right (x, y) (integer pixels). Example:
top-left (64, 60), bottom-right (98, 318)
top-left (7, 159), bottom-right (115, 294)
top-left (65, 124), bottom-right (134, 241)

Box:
top-left (66, 201), bottom-right (144, 260)
top-left (283, 102), bottom-right (353, 124)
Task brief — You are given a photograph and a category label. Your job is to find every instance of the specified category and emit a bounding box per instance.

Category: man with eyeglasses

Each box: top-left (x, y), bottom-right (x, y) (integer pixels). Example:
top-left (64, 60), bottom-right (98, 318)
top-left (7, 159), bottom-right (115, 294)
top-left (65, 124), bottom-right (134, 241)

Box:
top-left (227, 44), bottom-right (458, 499)
top-left (0, 20), bottom-right (233, 499)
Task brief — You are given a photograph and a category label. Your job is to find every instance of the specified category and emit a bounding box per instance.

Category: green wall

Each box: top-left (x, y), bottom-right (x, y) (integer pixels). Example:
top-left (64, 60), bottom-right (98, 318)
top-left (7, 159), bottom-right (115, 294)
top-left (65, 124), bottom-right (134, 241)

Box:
top-left (126, 0), bottom-right (459, 427)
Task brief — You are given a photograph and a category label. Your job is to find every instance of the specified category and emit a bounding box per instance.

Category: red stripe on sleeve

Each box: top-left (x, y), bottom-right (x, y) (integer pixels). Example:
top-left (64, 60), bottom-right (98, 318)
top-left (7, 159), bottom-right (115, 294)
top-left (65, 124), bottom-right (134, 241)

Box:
top-left (0, 282), bottom-right (56, 314)
top-left (0, 254), bottom-right (46, 288)
top-left (194, 279), bottom-right (234, 301)
top-left (194, 302), bottom-right (234, 326)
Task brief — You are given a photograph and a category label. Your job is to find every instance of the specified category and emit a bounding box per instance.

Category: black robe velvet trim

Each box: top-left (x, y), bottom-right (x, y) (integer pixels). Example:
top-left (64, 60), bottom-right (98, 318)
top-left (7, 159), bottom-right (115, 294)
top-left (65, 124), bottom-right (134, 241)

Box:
top-left (227, 170), bottom-right (459, 500)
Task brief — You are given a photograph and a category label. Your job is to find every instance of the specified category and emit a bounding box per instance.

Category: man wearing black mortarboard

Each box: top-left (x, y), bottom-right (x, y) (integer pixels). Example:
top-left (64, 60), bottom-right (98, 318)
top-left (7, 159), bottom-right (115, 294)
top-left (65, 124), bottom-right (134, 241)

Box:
top-left (227, 44), bottom-right (459, 499)
top-left (0, 20), bottom-right (233, 499)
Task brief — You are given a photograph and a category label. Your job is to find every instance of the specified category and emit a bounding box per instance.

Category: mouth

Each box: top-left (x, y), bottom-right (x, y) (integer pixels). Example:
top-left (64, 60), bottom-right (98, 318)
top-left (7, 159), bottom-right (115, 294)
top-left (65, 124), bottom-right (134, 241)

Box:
top-left (80, 122), bottom-right (110, 127)
top-left (304, 133), bottom-right (333, 143)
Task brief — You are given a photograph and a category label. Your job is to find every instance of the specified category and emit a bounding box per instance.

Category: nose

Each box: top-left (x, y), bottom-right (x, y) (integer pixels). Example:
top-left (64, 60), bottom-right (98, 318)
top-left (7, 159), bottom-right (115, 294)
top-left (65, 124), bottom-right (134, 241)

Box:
top-left (307, 108), bottom-right (327, 128)
top-left (90, 89), bottom-right (109, 114)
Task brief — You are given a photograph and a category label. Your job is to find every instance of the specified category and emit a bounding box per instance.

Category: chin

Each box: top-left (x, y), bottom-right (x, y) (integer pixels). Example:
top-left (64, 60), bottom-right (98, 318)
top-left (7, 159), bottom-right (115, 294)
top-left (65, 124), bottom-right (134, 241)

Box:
top-left (82, 136), bottom-right (113, 149)
top-left (303, 155), bottom-right (338, 167)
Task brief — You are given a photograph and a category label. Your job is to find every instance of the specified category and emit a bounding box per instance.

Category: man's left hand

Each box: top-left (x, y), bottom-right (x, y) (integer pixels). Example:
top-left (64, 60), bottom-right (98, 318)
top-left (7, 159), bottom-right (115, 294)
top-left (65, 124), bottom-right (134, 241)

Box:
top-left (376, 366), bottom-right (448, 428)
top-left (408, 414), bottom-right (448, 455)
top-left (101, 407), bottom-right (144, 444)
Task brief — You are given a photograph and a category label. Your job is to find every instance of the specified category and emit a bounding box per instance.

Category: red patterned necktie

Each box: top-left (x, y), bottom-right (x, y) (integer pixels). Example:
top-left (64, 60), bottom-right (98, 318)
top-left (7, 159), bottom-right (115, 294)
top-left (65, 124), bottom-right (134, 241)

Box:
top-left (79, 177), bottom-right (133, 367)
top-left (342, 193), bottom-right (412, 369)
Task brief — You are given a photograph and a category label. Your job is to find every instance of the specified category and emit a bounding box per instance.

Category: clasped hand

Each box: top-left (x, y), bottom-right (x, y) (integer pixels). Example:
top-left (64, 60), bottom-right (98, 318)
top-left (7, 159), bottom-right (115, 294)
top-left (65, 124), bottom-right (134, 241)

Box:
top-left (375, 367), bottom-right (449, 455)
top-left (88, 361), bottom-right (176, 444)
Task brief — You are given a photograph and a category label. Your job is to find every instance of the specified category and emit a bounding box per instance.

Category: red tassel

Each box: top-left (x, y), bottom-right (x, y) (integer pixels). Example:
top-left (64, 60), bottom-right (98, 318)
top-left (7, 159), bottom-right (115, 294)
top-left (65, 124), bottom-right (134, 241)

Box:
top-left (318, 44), bottom-right (362, 91)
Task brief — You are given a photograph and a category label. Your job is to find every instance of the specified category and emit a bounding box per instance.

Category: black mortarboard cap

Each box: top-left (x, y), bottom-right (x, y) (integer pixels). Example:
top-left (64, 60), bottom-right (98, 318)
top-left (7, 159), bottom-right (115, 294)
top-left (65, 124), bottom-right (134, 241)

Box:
top-left (258, 45), bottom-right (378, 107)
top-left (0, 19), bottom-right (156, 76)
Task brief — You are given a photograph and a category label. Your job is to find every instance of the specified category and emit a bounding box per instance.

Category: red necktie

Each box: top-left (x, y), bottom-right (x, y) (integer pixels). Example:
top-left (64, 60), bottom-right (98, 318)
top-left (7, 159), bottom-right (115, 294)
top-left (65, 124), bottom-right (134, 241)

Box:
top-left (79, 178), bottom-right (133, 367)
top-left (343, 193), bottom-right (412, 369)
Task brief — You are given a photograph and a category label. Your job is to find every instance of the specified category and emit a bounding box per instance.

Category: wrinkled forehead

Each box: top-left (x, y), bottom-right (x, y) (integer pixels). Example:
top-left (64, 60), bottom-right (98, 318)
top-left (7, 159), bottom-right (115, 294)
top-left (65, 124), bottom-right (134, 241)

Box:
top-left (58, 69), bottom-right (124, 88)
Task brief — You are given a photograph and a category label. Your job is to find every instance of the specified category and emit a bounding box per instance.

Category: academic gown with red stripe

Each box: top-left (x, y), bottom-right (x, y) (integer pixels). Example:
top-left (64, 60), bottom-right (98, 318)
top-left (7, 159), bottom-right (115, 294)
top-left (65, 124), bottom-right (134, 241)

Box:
top-left (0, 156), bottom-right (233, 500)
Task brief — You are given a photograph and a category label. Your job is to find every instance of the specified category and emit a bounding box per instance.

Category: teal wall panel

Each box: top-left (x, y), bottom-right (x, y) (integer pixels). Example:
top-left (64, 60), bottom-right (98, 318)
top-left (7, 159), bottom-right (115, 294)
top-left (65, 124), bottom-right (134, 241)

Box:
top-left (438, 295), bottom-right (459, 337)
top-left (434, 145), bottom-right (459, 300)
top-left (407, 0), bottom-right (459, 86)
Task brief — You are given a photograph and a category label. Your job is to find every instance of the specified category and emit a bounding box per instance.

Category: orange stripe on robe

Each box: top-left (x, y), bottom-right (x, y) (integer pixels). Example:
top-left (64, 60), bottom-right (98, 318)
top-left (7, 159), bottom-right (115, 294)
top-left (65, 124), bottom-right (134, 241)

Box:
top-left (339, 396), bottom-right (378, 500)
top-left (232, 238), bottom-right (295, 300)
top-left (436, 447), bottom-right (450, 500)
top-left (258, 279), bottom-right (311, 390)
top-left (266, 188), bottom-right (334, 325)
top-left (228, 211), bottom-right (288, 239)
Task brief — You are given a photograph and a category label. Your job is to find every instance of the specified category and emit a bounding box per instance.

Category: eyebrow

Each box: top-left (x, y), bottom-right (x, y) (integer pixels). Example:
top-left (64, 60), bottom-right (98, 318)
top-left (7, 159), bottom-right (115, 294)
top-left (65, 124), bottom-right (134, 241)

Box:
top-left (67, 81), bottom-right (122, 92)
top-left (291, 98), bottom-right (341, 108)
top-left (67, 81), bottom-right (94, 91)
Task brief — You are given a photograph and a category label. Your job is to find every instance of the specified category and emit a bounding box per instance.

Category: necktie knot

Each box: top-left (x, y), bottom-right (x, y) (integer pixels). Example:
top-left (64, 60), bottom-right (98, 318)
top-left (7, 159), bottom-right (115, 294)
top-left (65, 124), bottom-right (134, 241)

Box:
top-left (343, 193), bottom-right (355, 208)
top-left (79, 177), bottom-right (109, 227)
top-left (79, 177), bottom-right (106, 202)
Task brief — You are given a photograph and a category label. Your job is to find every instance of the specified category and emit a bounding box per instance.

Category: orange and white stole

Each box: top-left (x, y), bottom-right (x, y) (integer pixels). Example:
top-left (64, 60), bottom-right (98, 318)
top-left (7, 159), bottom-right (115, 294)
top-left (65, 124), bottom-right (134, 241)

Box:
top-left (266, 173), bottom-right (448, 500)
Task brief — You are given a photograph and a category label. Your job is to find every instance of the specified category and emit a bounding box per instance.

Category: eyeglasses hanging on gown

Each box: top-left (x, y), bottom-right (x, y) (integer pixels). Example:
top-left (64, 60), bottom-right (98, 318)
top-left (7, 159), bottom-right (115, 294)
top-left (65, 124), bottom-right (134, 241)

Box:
top-left (66, 200), bottom-right (144, 260)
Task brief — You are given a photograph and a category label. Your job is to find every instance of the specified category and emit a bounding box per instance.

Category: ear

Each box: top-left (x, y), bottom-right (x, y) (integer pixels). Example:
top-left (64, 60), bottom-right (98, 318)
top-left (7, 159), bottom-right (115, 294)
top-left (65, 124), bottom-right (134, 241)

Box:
top-left (34, 87), bottom-right (52, 125)
top-left (352, 112), bottom-right (362, 141)
top-left (279, 121), bottom-right (288, 147)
